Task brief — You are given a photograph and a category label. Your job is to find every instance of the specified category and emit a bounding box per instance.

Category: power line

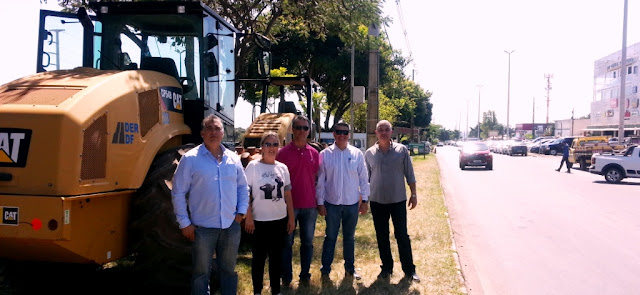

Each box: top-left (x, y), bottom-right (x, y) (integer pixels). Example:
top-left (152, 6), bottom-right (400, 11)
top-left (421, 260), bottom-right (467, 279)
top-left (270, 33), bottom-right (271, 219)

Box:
top-left (395, 0), bottom-right (413, 63)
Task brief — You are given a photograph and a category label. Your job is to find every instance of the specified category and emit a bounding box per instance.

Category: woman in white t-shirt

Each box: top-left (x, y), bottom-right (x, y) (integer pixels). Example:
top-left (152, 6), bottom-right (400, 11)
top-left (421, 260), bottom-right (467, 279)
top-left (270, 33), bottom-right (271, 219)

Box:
top-left (244, 132), bottom-right (295, 295)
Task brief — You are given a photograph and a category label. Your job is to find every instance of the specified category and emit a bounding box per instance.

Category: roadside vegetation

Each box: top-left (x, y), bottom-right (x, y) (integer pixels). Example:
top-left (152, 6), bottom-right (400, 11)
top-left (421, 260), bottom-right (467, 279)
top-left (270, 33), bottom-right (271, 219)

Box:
top-left (235, 154), bottom-right (465, 294)
top-left (0, 154), bottom-right (464, 295)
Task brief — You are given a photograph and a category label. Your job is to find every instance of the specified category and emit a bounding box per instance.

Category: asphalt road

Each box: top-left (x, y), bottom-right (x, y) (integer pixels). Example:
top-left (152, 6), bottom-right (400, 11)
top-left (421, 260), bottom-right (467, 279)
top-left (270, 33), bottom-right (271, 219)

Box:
top-left (436, 146), bottom-right (640, 295)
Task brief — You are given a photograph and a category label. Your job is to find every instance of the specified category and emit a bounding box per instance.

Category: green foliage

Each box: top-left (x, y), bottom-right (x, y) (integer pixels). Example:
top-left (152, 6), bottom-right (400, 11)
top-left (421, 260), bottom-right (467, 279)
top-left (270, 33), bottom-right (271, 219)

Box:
top-left (480, 110), bottom-right (505, 139)
top-left (251, 67), bottom-right (297, 105)
top-left (300, 92), bottom-right (329, 133)
top-left (234, 127), bottom-right (246, 143)
top-left (58, 0), bottom-right (433, 132)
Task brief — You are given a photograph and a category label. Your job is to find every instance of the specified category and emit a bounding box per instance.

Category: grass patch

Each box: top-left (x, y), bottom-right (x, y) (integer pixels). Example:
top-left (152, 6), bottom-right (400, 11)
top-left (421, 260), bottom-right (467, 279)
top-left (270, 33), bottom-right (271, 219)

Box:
top-left (237, 154), bottom-right (465, 294)
top-left (0, 155), bottom-right (463, 295)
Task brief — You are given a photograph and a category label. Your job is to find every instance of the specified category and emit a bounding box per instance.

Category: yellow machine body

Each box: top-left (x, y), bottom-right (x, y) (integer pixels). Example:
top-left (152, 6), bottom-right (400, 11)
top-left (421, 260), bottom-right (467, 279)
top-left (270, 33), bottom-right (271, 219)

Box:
top-left (0, 68), bottom-right (190, 263)
top-left (243, 113), bottom-right (295, 148)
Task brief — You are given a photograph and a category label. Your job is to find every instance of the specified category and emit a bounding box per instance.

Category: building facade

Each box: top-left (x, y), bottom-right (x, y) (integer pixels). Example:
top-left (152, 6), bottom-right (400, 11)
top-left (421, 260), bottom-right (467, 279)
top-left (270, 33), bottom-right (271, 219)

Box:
top-left (555, 118), bottom-right (590, 137)
top-left (587, 41), bottom-right (640, 137)
top-left (515, 123), bottom-right (554, 138)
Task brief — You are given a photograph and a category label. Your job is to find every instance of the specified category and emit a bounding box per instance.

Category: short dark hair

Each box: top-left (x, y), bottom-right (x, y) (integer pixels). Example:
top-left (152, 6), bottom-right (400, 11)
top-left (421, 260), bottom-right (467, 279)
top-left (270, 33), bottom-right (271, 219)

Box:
top-left (334, 122), bottom-right (350, 131)
top-left (202, 114), bottom-right (222, 128)
top-left (292, 115), bottom-right (310, 127)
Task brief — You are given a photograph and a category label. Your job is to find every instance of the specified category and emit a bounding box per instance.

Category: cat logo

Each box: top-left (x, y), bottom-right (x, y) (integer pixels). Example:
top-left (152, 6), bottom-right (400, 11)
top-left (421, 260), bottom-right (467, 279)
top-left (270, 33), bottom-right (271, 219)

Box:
top-left (159, 86), bottom-right (183, 113)
top-left (2, 207), bottom-right (18, 226)
top-left (0, 128), bottom-right (32, 168)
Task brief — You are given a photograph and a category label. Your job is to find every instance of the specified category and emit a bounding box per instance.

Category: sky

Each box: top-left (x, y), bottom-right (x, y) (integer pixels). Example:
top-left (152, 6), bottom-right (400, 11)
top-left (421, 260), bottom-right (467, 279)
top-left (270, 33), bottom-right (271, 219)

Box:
top-left (2, 1), bottom-right (638, 131)
top-left (382, 0), bottom-right (639, 131)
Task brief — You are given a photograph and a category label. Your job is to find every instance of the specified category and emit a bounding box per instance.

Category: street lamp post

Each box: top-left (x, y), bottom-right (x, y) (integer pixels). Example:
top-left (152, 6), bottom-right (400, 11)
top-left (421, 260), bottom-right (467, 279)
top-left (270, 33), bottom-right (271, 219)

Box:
top-left (477, 84), bottom-right (483, 139)
top-left (465, 98), bottom-right (471, 140)
top-left (619, 0), bottom-right (629, 142)
top-left (504, 50), bottom-right (515, 139)
top-left (177, 49), bottom-right (186, 76)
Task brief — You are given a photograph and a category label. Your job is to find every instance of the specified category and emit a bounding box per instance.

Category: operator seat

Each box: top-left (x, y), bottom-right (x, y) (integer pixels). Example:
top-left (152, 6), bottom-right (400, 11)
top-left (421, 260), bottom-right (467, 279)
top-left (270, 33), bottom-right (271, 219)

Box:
top-left (140, 57), bottom-right (180, 82)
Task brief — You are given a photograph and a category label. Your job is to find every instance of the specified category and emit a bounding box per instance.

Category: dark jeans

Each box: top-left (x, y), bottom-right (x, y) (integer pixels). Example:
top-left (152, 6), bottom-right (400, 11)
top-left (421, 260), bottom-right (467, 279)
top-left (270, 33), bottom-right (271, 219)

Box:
top-left (371, 201), bottom-right (416, 275)
top-left (252, 217), bottom-right (287, 295)
top-left (558, 156), bottom-right (571, 171)
top-left (282, 207), bottom-right (318, 283)
top-left (321, 202), bottom-right (359, 274)
top-left (192, 223), bottom-right (241, 295)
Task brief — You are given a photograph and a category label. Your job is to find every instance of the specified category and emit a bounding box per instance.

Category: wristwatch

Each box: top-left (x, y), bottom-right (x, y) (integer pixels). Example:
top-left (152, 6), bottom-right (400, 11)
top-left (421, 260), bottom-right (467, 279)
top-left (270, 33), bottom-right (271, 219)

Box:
top-left (410, 194), bottom-right (417, 198)
top-left (237, 213), bottom-right (246, 219)
top-left (361, 200), bottom-right (368, 203)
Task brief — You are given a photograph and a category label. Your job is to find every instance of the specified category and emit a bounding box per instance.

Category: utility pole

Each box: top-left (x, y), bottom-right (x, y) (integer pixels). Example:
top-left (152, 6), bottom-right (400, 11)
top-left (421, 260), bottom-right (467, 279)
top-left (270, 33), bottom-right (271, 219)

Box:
top-left (504, 50), bottom-right (515, 139)
top-left (571, 108), bottom-right (575, 136)
top-left (477, 84), bottom-right (483, 139)
top-left (532, 97), bottom-right (535, 137)
top-left (545, 74), bottom-right (553, 124)
top-left (465, 98), bottom-right (471, 140)
top-left (350, 44), bottom-right (355, 146)
top-left (367, 23), bottom-right (380, 148)
top-left (619, 0), bottom-right (629, 142)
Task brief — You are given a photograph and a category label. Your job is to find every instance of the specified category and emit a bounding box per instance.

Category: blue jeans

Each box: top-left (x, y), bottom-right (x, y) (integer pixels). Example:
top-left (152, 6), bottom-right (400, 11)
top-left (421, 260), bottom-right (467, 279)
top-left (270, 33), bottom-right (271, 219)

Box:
top-left (191, 222), bottom-right (241, 295)
top-left (321, 202), bottom-right (359, 274)
top-left (282, 207), bottom-right (318, 282)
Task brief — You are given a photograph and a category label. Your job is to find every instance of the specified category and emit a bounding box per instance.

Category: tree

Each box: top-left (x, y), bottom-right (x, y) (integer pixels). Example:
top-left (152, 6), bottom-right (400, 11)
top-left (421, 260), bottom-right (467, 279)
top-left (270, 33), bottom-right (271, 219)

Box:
top-left (58, 0), bottom-right (434, 132)
top-left (480, 110), bottom-right (505, 139)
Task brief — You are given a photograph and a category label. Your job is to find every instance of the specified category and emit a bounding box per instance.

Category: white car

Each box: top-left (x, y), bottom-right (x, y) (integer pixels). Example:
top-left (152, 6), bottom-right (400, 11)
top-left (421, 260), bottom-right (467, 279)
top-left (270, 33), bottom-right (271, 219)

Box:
top-left (589, 145), bottom-right (640, 183)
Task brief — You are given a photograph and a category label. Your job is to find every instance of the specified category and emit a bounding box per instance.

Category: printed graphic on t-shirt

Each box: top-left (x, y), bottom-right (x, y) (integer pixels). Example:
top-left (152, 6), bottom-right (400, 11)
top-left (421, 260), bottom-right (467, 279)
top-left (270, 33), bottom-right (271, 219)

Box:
top-left (259, 171), bottom-right (283, 202)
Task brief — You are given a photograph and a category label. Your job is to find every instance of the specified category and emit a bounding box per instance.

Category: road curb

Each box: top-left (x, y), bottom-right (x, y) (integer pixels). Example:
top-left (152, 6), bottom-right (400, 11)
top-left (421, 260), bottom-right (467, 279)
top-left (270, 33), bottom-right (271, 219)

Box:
top-left (438, 177), bottom-right (468, 294)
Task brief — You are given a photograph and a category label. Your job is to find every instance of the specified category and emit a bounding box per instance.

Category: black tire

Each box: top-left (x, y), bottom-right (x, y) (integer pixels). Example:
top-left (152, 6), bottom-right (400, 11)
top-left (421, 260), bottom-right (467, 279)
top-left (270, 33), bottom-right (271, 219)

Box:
top-left (486, 163), bottom-right (493, 170)
top-left (604, 167), bottom-right (624, 184)
top-left (129, 144), bottom-right (195, 292)
top-left (579, 158), bottom-right (588, 170)
top-left (550, 150), bottom-right (557, 156)
top-left (460, 162), bottom-right (465, 170)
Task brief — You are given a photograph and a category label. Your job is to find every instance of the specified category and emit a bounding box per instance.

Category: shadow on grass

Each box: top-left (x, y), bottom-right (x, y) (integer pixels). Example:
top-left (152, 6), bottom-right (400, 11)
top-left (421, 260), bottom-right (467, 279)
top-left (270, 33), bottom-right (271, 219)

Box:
top-left (357, 277), bottom-right (420, 295)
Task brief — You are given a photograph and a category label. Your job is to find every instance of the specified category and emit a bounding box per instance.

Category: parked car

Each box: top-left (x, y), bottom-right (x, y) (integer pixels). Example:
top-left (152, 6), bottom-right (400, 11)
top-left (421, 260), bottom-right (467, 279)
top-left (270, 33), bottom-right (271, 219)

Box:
top-left (540, 137), bottom-right (576, 155)
top-left (590, 145), bottom-right (640, 183)
top-left (459, 142), bottom-right (493, 170)
top-left (527, 136), bottom-right (554, 150)
top-left (531, 138), bottom-right (555, 153)
top-left (624, 136), bottom-right (640, 145)
top-left (505, 139), bottom-right (528, 156)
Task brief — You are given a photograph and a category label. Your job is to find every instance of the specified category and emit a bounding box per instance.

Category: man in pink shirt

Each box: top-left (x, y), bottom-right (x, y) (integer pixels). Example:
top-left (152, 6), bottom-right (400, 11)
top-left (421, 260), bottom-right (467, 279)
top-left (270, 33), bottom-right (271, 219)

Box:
top-left (276, 115), bottom-right (320, 286)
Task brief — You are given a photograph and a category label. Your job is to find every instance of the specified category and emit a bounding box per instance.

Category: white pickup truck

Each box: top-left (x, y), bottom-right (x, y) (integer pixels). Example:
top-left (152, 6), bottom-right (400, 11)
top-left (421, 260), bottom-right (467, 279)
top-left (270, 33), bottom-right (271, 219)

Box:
top-left (589, 145), bottom-right (640, 184)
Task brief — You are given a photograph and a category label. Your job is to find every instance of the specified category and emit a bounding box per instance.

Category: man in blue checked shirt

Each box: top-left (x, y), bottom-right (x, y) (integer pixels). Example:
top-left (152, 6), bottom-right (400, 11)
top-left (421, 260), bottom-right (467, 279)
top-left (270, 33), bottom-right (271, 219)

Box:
top-left (171, 115), bottom-right (249, 295)
top-left (316, 122), bottom-right (370, 281)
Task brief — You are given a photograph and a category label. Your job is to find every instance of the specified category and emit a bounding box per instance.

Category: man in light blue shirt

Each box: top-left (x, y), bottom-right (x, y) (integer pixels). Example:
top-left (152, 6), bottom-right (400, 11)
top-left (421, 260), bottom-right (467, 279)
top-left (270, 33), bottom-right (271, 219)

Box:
top-left (317, 122), bottom-right (370, 280)
top-left (172, 115), bottom-right (249, 295)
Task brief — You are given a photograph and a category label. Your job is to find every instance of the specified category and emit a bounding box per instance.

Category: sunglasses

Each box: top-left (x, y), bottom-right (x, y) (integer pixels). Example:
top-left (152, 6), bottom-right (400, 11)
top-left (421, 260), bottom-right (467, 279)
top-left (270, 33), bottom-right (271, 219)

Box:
top-left (262, 142), bottom-right (280, 147)
top-left (334, 130), bottom-right (350, 136)
top-left (293, 125), bottom-right (310, 131)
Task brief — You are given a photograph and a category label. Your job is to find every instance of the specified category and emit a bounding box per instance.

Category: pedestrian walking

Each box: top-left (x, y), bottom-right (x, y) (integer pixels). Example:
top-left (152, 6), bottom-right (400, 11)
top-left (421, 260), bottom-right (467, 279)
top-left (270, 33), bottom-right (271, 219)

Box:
top-left (364, 120), bottom-right (420, 282)
top-left (556, 141), bottom-right (571, 173)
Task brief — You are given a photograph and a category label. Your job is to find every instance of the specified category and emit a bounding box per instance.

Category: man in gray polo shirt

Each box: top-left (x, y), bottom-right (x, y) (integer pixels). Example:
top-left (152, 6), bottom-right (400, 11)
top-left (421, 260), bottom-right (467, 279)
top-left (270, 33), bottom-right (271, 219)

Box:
top-left (364, 120), bottom-right (420, 282)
